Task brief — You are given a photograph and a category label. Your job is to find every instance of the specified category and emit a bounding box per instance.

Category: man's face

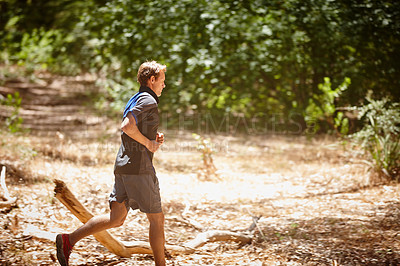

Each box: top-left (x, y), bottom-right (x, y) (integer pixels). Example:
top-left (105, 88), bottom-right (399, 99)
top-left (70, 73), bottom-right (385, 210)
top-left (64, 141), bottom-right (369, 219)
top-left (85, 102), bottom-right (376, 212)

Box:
top-left (151, 71), bottom-right (166, 97)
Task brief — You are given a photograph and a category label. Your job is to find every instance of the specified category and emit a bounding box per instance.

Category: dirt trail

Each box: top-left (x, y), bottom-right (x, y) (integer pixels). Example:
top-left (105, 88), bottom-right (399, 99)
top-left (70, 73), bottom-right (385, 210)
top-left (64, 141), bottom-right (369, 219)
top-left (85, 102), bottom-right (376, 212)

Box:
top-left (1, 72), bottom-right (400, 265)
top-left (1, 72), bottom-right (114, 139)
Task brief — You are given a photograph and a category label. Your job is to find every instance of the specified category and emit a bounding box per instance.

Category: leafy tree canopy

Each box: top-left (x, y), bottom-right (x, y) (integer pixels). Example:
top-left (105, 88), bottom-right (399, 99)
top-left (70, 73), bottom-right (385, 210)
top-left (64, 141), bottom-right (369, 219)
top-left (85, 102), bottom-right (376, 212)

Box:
top-left (1, 0), bottom-right (399, 133)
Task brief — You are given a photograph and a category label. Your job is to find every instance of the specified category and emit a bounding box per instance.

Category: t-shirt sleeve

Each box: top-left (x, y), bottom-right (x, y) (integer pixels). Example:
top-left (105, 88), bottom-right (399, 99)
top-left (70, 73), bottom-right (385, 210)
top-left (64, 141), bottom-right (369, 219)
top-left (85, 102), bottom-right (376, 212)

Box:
top-left (123, 94), bottom-right (157, 124)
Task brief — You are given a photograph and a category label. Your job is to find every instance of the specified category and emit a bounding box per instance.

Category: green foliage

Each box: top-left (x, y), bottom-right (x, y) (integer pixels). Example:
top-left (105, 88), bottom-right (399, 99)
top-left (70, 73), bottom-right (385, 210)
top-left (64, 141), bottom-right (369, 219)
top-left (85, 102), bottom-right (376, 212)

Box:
top-left (14, 28), bottom-right (73, 73)
top-left (305, 77), bottom-right (351, 135)
top-left (0, 67), bottom-right (21, 85)
top-left (1, 92), bottom-right (24, 133)
top-left (350, 95), bottom-right (400, 180)
top-left (97, 77), bottom-right (137, 113)
top-left (1, 0), bottom-right (399, 132)
top-left (0, 0), bottom-right (91, 75)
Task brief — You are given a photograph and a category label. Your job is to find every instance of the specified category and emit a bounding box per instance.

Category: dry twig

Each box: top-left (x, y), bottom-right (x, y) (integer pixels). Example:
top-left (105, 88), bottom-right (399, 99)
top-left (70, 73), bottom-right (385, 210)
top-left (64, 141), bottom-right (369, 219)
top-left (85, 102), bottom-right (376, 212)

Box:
top-left (0, 166), bottom-right (17, 208)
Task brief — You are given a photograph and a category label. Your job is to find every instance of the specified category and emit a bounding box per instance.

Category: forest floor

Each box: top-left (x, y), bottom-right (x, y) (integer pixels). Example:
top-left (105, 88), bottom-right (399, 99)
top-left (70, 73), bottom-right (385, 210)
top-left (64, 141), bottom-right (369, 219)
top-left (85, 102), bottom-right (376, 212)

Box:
top-left (0, 69), bottom-right (400, 265)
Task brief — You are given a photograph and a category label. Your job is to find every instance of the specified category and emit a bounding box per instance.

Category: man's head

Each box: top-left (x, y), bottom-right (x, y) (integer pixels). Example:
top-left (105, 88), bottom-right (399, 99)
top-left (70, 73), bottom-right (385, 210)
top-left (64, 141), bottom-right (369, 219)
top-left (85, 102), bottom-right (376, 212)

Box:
top-left (137, 61), bottom-right (166, 97)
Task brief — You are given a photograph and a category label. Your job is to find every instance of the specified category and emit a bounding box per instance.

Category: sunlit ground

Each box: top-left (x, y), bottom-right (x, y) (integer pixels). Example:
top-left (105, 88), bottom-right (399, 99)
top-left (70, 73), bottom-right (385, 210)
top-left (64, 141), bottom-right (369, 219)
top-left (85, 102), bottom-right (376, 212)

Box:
top-left (1, 74), bottom-right (399, 265)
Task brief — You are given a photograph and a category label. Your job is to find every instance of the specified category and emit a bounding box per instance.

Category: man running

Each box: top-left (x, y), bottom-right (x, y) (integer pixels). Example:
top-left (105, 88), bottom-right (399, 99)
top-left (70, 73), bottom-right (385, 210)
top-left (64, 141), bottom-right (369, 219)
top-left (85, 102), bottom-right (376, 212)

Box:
top-left (56, 61), bottom-right (167, 266)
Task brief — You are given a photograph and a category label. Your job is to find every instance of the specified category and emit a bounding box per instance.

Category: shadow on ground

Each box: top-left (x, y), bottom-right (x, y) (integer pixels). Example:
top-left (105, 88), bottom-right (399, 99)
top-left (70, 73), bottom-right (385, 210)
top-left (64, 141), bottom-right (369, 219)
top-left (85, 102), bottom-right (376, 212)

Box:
top-left (259, 201), bottom-right (400, 265)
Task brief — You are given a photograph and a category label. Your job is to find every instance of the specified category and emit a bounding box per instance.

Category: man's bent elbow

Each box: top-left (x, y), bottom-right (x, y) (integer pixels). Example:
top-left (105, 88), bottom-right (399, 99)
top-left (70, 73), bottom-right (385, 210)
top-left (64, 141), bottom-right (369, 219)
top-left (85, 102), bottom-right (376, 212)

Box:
top-left (121, 126), bottom-right (136, 137)
top-left (120, 119), bottom-right (135, 135)
top-left (120, 123), bottom-right (128, 133)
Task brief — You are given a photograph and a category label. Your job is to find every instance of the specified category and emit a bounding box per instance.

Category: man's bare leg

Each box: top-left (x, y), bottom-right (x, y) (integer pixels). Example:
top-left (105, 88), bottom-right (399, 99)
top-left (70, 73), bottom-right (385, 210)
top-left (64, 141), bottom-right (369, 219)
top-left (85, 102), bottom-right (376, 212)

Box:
top-left (146, 212), bottom-right (166, 266)
top-left (69, 201), bottom-right (128, 246)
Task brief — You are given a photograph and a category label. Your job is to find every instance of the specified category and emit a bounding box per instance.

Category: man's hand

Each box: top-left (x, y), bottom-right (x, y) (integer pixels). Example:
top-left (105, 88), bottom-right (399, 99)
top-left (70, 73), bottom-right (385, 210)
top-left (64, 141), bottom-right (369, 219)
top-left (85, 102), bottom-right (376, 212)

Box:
top-left (122, 113), bottom-right (163, 153)
top-left (146, 133), bottom-right (164, 153)
top-left (146, 140), bottom-right (162, 153)
top-left (156, 132), bottom-right (164, 144)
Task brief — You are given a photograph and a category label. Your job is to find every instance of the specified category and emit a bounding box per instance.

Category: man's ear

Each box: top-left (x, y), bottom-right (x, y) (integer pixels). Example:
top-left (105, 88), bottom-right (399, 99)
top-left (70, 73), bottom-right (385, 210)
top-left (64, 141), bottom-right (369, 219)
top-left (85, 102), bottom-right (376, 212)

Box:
top-left (150, 75), bottom-right (156, 84)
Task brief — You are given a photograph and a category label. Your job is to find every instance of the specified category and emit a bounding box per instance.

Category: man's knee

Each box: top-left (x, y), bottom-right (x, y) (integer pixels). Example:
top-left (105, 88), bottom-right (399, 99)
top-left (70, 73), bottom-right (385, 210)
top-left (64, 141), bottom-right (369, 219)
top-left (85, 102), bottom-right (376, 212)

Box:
top-left (147, 212), bottom-right (164, 226)
top-left (109, 217), bottom-right (125, 228)
top-left (109, 201), bottom-right (128, 228)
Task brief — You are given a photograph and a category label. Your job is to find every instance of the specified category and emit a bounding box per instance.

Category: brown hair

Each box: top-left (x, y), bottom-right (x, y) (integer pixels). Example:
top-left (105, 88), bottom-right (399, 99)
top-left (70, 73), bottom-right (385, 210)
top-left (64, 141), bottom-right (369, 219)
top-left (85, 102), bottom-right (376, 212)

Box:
top-left (137, 61), bottom-right (167, 86)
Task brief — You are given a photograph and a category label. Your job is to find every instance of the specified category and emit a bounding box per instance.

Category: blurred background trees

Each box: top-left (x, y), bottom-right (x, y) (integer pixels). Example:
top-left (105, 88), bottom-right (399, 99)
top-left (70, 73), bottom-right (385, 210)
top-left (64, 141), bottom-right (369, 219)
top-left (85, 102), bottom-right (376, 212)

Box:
top-left (1, 0), bottom-right (399, 132)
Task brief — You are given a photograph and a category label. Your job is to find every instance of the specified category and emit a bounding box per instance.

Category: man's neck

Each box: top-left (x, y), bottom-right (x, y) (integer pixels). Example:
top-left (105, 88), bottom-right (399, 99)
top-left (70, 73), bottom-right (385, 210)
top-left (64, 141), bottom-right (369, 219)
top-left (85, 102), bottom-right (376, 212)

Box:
top-left (139, 85), bottom-right (159, 103)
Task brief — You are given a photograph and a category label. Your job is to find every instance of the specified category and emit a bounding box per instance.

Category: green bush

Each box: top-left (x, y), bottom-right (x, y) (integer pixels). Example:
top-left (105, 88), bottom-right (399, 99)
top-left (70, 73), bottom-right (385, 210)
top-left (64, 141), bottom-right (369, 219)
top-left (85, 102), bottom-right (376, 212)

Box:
top-left (305, 77), bottom-right (351, 135)
top-left (1, 0), bottom-right (399, 131)
top-left (1, 92), bottom-right (24, 133)
top-left (97, 77), bottom-right (137, 113)
top-left (1, 26), bottom-right (81, 75)
top-left (16, 28), bottom-right (80, 75)
top-left (350, 95), bottom-right (400, 180)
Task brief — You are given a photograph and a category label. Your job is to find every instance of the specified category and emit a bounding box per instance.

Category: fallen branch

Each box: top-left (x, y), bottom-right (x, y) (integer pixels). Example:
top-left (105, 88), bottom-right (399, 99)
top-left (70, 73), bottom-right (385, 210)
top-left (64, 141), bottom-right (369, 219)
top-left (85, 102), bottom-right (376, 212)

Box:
top-left (0, 200), bottom-right (16, 208)
top-left (54, 179), bottom-right (193, 256)
top-left (245, 207), bottom-right (266, 241)
top-left (23, 224), bottom-right (57, 242)
top-left (0, 160), bottom-right (26, 181)
top-left (166, 215), bottom-right (205, 231)
top-left (184, 230), bottom-right (252, 249)
top-left (247, 215), bottom-right (261, 232)
top-left (0, 166), bottom-right (17, 208)
top-left (54, 179), bottom-right (133, 257)
top-left (53, 179), bottom-right (253, 257)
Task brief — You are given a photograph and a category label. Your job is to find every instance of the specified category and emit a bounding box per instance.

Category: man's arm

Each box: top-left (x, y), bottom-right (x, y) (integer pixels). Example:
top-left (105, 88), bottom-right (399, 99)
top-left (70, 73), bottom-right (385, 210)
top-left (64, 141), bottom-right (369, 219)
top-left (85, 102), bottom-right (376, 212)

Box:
top-left (121, 112), bottom-right (161, 153)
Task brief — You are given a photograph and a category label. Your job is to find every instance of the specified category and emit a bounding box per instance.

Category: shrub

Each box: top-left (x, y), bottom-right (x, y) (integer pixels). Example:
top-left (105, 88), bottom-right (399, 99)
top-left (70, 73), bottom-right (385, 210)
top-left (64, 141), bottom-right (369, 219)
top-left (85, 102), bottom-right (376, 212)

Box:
top-left (305, 77), bottom-right (351, 135)
top-left (1, 92), bottom-right (24, 133)
top-left (349, 95), bottom-right (400, 181)
top-left (3, 27), bottom-right (81, 75)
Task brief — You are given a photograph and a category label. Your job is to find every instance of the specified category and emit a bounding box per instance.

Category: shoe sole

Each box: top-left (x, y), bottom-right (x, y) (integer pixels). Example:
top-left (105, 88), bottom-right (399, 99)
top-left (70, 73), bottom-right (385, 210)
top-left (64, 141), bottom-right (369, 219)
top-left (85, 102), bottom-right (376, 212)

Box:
top-left (56, 234), bottom-right (68, 266)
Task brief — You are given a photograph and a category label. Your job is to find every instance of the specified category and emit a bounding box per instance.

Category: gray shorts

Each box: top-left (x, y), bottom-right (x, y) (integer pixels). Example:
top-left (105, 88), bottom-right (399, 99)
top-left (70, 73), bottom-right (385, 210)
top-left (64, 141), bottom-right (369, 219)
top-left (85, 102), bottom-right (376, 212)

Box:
top-left (109, 173), bottom-right (162, 213)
